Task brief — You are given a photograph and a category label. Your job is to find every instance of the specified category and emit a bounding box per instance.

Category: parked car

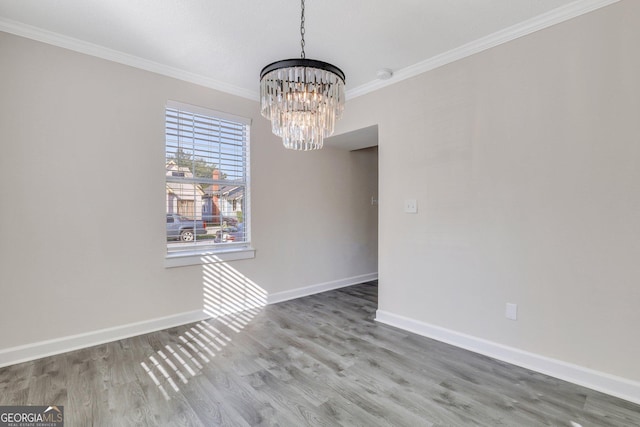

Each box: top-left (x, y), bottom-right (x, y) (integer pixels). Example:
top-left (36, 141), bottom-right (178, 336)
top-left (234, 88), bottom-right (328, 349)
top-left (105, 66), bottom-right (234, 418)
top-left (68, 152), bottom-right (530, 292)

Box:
top-left (216, 223), bottom-right (244, 243)
top-left (166, 214), bottom-right (207, 242)
top-left (222, 216), bottom-right (238, 227)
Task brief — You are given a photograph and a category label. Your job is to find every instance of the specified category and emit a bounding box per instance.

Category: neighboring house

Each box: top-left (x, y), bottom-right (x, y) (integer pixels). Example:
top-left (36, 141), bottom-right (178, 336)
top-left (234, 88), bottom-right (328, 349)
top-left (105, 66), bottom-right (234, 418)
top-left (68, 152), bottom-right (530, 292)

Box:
top-left (202, 179), bottom-right (244, 224)
top-left (166, 161), bottom-right (204, 219)
top-left (221, 185), bottom-right (244, 216)
top-left (167, 162), bottom-right (244, 223)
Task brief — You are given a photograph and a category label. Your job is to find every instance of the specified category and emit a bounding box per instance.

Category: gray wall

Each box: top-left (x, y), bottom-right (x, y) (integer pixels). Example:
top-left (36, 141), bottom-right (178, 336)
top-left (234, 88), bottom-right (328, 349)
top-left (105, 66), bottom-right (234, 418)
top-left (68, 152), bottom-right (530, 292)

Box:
top-left (0, 32), bottom-right (378, 350)
top-left (336, 0), bottom-right (640, 383)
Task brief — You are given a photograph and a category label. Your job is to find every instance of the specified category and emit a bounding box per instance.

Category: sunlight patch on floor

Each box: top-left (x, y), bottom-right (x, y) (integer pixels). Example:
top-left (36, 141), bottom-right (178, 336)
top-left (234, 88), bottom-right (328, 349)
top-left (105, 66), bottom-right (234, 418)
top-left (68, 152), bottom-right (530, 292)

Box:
top-left (141, 255), bottom-right (268, 399)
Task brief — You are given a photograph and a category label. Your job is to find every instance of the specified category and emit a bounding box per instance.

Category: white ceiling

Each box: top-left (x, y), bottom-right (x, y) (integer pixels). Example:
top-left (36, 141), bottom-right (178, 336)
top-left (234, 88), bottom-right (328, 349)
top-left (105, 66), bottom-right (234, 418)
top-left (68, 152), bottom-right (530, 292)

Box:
top-left (0, 0), bottom-right (616, 103)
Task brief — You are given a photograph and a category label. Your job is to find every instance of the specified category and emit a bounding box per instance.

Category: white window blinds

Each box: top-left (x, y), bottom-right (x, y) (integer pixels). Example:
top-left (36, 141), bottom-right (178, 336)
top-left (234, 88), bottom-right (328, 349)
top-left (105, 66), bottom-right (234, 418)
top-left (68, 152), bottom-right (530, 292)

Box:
top-left (165, 101), bottom-right (250, 253)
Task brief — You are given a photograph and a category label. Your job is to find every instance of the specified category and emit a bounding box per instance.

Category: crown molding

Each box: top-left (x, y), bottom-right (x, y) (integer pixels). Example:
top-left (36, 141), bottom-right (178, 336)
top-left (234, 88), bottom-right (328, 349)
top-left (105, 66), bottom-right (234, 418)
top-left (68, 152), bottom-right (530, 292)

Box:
top-left (0, 17), bottom-right (259, 101)
top-left (0, 0), bottom-right (620, 103)
top-left (346, 0), bottom-right (620, 100)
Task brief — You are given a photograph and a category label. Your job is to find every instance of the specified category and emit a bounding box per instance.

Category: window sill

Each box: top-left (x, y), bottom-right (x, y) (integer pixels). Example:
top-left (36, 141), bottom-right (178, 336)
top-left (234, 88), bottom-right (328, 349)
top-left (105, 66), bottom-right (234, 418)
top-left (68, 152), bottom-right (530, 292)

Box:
top-left (165, 246), bottom-right (255, 268)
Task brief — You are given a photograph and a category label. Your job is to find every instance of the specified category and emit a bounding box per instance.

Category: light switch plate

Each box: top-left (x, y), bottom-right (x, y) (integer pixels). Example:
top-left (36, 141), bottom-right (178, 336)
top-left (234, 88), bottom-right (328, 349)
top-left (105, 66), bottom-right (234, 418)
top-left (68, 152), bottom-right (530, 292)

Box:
top-left (506, 303), bottom-right (518, 320)
top-left (404, 199), bottom-right (417, 213)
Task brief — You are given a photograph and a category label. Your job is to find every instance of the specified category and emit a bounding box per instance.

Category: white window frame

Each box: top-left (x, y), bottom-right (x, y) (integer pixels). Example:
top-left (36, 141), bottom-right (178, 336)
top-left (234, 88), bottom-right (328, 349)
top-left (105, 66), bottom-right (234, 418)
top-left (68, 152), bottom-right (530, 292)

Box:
top-left (164, 101), bottom-right (254, 267)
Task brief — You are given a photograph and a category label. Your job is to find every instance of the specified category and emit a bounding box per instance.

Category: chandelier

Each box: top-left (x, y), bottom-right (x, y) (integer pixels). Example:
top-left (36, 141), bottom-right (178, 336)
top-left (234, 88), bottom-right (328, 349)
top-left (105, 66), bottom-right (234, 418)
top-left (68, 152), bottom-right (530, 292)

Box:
top-left (260, 0), bottom-right (346, 151)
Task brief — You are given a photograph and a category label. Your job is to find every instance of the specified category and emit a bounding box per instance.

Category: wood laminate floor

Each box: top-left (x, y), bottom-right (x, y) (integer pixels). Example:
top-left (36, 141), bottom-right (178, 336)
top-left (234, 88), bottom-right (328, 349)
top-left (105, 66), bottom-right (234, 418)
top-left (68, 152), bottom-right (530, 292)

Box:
top-left (1, 282), bottom-right (639, 426)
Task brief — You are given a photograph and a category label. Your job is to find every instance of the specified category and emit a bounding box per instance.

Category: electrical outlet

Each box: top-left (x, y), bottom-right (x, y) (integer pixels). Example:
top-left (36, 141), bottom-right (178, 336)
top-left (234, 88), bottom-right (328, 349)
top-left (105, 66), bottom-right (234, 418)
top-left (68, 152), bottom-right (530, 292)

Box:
top-left (404, 199), bottom-right (417, 213)
top-left (505, 303), bottom-right (518, 320)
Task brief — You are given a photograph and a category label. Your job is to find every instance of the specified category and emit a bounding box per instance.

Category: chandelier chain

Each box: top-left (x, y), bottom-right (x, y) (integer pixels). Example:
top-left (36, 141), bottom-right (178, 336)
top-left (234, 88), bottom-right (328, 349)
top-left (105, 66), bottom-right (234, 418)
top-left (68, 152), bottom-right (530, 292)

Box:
top-left (300, 0), bottom-right (306, 58)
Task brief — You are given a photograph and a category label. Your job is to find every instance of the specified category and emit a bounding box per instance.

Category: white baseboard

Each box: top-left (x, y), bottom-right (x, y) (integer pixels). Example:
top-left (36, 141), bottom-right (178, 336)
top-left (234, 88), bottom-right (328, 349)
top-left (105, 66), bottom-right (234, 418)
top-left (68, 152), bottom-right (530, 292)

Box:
top-left (375, 309), bottom-right (640, 405)
top-left (0, 310), bottom-right (209, 369)
top-left (267, 272), bottom-right (378, 305)
top-left (0, 274), bottom-right (378, 368)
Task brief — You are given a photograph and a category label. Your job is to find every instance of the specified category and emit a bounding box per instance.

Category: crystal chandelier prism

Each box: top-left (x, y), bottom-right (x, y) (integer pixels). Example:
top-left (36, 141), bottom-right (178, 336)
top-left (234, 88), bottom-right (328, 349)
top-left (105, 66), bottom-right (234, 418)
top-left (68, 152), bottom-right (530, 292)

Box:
top-left (260, 0), bottom-right (345, 151)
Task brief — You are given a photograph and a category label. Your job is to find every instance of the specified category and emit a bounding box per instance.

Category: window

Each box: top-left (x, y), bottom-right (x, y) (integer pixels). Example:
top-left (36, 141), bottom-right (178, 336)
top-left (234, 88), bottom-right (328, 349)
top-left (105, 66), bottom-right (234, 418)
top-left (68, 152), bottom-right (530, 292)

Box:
top-left (165, 101), bottom-right (251, 263)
